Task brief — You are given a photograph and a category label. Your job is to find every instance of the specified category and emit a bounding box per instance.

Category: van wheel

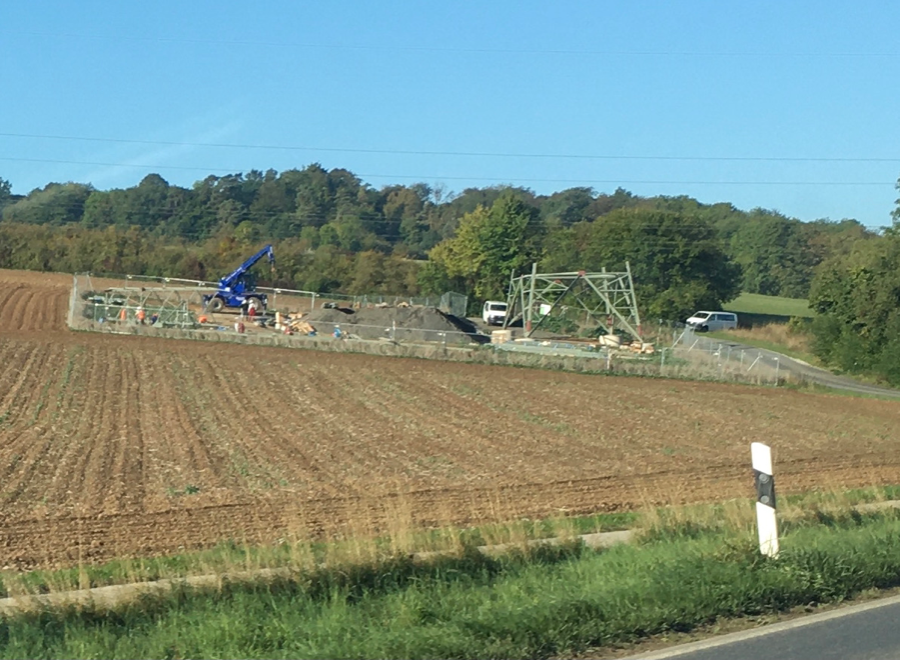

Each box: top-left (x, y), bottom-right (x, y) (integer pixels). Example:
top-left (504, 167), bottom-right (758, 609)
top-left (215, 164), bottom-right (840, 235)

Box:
top-left (699, 325), bottom-right (709, 333)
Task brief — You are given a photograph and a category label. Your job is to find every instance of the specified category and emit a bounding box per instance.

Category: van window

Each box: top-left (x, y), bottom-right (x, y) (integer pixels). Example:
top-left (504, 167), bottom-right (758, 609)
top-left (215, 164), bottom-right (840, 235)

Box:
top-left (695, 312), bottom-right (710, 320)
top-left (489, 303), bottom-right (507, 312)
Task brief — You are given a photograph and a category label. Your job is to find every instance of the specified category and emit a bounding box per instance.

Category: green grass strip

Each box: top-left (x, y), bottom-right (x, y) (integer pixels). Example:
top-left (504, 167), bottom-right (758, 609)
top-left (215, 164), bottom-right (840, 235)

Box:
top-left (2, 512), bottom-right (900, 659)
top-left (723, 293), bottom-right (813, 318)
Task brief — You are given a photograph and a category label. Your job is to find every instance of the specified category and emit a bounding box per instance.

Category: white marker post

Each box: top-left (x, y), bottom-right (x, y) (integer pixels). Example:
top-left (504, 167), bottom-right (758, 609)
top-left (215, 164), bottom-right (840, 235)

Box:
top-left (751, 442), bottom-right (779, 558)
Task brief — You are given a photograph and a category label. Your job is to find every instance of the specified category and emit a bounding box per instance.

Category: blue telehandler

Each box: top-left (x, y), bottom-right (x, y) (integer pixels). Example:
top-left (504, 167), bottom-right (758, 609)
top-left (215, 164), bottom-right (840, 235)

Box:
top-left (202, 244), bottom-right (275, 313)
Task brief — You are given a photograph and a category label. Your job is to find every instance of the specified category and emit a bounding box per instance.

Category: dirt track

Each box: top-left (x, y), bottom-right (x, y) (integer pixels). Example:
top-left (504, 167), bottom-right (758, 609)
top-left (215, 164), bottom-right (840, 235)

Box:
top-left (1, 268), bottom-right (900, 569)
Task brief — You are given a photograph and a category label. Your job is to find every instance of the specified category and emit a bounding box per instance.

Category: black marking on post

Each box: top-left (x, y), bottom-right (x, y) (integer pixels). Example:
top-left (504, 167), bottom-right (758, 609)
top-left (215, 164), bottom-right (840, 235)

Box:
top-left (753, 468), bottom-right (776, 509)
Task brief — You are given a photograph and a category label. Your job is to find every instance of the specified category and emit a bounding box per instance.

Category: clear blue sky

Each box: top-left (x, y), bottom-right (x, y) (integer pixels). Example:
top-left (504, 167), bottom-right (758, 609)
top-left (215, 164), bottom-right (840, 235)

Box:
top-left (3, 1), bottom-right (899, 227)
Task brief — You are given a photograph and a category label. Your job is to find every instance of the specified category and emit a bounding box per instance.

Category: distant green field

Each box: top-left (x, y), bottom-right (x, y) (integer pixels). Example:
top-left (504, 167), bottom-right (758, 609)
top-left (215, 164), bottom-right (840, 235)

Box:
top-left (722, 293), bottom-right (813, 326)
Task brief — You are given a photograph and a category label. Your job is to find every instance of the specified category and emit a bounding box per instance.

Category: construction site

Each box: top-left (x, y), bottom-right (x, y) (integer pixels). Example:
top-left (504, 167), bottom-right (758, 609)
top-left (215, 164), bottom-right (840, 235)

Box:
top-left (75, 278), bottom-right (480, 345)
top-left (71, 245), bottom-right (478, 344)
top-left (61, 246), bottom-right (795, 387)
top-left (69, 245), bottom-right (668, 374)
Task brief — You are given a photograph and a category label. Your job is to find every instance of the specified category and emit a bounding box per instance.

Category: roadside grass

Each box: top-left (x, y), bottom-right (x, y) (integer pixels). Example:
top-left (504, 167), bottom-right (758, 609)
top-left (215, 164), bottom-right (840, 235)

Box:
top-left (707, 324), bottom-right (817, 364)
top-left (2, 484), bottom-right (898, 599)
top-left (2, 508), bottom-right (900, 659)
top-left (724, 293), bottom-right (814, 319)
top-left (0, 510), bottom-right (638, 599)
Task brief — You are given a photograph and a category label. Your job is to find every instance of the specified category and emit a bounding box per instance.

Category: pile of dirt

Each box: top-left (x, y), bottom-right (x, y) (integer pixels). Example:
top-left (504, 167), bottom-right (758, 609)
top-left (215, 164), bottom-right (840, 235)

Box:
top-left (303, 306), bottom-right (482, 344)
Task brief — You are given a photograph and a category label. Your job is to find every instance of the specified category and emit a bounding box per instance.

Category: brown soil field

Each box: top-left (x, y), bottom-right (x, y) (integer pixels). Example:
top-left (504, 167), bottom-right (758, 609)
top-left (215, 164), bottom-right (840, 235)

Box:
top-left (1, 268), bottom-right (900, 569)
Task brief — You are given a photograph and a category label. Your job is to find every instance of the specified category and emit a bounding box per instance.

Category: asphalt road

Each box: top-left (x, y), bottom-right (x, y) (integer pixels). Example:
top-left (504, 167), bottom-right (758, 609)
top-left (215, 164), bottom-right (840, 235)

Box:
top-left (626, 595), bottom-right (900, 660)
top-left (468, 320), bottom-right (900, 398)
top-left (684, 330), bottom-right (900, 399)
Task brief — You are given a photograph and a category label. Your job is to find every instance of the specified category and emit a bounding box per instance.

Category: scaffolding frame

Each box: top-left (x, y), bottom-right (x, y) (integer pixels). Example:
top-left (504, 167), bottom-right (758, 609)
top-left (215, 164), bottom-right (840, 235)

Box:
top-left (503, 263), bottom-right (643, 341)
top-left (86, 284), bottom-right (205, 328)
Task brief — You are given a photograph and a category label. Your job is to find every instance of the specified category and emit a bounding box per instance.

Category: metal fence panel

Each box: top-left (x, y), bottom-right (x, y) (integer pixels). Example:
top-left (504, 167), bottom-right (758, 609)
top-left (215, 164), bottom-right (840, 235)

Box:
top-left (68, 274), bottom-right (789, 387)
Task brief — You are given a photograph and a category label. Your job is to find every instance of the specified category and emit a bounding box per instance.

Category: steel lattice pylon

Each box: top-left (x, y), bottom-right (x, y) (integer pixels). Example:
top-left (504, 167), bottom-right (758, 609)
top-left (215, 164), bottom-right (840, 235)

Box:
top-left (503, 263), bottom-right (643, 340)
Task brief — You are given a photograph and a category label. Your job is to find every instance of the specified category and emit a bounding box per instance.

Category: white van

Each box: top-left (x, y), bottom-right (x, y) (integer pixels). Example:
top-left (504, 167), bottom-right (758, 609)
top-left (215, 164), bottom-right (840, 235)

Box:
top-left (685, 311), bottom-right (738, 332)
top-left (482, 300), bottom-right (508, 326)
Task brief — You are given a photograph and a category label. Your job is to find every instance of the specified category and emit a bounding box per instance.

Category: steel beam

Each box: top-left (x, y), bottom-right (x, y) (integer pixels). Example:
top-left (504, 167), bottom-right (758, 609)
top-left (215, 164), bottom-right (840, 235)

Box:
top-left (503, 264), bottom-right (643, 341)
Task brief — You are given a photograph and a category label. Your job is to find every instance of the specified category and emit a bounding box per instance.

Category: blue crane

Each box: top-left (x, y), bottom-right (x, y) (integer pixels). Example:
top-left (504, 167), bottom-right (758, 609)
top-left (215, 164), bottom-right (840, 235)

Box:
top-left (202, 244), bottom-right (275, 313)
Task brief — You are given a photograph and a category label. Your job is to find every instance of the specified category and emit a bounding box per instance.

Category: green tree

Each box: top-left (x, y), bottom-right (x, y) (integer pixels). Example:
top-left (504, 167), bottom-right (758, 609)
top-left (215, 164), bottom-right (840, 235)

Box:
top-left (809, 236), bottom-right (900, 383)
top-left (538, 187), bottom-right (595, 227)
top-left (382, 184), bottom-right (427, 248)
top-left (426, 194), bottom-right (542, 301)
top-left (807, 182), bottom-right (900, 384)
top-left (3, 182), bottom-right (93, 225)
top-left (294, 164), bottom-right (332, 228)
top-left (0, 177), bottom-right (11, 210)
top-left (893, 175), bottom-right (900, 226)
top-left (802, 218), bottom-right (875, 267)
top-left (249, 170), bottom-right (296, 238)
top-left (347, 251), bottom-right (386, 294)
top-left (584, 186), bottom-right (639, 218)
top-left (728, 210), bottom-right (817, 298)
top-left (544, 208), bottom-right (740, 320)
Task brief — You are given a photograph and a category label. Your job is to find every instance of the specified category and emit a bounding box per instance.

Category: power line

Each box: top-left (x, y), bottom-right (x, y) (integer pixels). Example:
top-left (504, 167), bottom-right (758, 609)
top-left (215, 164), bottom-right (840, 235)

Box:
top-left (3, 132), bottom-right (899, 163)
top-left (0, 194), bottom-right (859, 225)
top-left (4, 30), bottom-right (899, 58)
top-left (0, 197), bottom-right (811, 230)
top-left (0, 217), bottom-right (820, 252)
top-left (0, 157), bottom-right (893, 187)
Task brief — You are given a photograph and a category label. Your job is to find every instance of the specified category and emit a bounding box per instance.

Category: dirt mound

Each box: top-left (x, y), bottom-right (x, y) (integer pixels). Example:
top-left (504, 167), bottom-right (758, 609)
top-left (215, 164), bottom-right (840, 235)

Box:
top-left (304, 306), bottom-right (482, 344)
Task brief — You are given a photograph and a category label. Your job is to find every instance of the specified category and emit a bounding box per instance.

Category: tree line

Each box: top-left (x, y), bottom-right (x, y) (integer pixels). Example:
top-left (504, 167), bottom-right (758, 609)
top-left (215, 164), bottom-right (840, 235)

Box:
top-left (807, 191), bottom-right (900, 385)
top-left (0, 166), bottom-right (882, 324)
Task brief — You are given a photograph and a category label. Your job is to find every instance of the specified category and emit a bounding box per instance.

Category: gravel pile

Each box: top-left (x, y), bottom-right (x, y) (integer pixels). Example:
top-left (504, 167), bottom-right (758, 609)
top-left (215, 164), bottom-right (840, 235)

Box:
top-left (304, 306), bottom-right (482, 344)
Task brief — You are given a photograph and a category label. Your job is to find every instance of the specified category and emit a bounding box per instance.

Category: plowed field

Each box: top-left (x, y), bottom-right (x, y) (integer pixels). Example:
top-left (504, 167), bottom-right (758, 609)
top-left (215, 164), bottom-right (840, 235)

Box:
top-left (1, 268), bottom-right (900, 569)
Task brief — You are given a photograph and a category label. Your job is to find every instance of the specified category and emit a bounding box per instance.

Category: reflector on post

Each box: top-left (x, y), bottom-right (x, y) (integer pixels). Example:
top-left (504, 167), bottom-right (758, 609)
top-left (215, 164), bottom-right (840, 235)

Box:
top-left (751, 442), bottom-right (779, 558)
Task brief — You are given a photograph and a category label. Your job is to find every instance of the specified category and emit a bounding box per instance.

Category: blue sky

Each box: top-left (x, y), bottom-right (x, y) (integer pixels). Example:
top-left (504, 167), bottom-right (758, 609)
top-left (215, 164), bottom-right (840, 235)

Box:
top-left (2, 1), bottom-right (899, 227)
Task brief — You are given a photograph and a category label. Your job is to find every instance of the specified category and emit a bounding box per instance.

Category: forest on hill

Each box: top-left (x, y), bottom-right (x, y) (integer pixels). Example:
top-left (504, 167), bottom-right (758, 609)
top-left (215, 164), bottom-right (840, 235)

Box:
top-left (0, 165), bottom-right (879, 322)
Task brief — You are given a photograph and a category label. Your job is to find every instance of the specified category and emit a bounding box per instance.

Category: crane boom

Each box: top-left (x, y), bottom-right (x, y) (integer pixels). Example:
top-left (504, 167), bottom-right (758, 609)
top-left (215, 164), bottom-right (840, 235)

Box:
top-left (219, 244), bottom-right (275, 291)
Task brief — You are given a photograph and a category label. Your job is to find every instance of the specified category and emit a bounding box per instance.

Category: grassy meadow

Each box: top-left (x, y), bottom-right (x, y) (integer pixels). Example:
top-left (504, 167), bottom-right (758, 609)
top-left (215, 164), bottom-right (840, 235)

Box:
top-left (723, 293), bottom-right (814, 320)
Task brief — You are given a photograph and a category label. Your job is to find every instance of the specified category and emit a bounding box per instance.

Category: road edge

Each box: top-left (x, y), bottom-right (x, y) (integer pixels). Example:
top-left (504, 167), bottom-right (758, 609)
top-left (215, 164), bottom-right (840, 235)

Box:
top-left (624, 592), bottom-right (900, 659)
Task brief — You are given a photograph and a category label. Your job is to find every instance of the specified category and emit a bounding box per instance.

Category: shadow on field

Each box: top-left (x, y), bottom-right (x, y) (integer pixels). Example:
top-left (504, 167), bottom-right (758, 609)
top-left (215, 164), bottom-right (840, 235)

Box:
top-left (736, 312), bottom-right (793, 328)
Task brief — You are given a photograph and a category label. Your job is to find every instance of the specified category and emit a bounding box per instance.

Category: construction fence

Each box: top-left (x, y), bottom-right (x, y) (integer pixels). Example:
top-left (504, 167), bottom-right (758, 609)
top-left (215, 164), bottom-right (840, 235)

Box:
top-left (67, 273), bottom-right (479, 345)
top-left (98, 274), bottom-right (469, 318)
top-left (67, 273), bottom-right (794, 387)
top-left (666, 325), bottom-right (785, 385)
